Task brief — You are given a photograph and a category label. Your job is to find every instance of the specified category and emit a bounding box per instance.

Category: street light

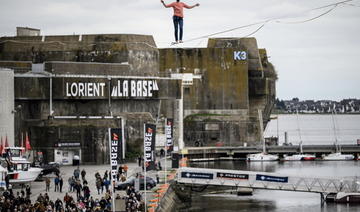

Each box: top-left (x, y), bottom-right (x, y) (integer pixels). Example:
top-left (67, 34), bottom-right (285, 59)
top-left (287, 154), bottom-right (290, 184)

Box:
top-left (170, 73), bottom-right (202, 152)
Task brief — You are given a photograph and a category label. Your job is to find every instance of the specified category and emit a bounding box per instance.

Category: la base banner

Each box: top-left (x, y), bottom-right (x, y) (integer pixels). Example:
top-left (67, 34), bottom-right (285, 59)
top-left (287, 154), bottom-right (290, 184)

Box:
top-left (109, 127), bottom-right (124, 181)
top-left (165, 118), bottom-right (174, 152)
top-left (144, 123), bottom-right (156, 171)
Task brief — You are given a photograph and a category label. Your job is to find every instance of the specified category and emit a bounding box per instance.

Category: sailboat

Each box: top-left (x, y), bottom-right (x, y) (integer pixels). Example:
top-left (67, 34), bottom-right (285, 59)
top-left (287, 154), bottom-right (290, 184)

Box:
top-left (247, 109), bottom-right (279, 161)
top-left (284, 110), bottom-right (316, 161)
top-left (323, 109), bottom-right (354, 161)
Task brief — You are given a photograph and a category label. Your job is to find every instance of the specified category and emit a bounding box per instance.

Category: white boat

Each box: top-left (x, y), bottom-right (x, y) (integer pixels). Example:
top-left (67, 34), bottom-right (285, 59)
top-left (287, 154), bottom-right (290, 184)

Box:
top-left (322, 109), bottom-right (354, 161)
top-left (247, 152), bottom-right (279, 161)
top-left (284, 153), bottom-right (316, 161)
top-left (1, 147), bottom-right (42, 184)
top-left (247, 109), bottom-right (278, 162)
top-left (323, 152), bottom-right (354, 161)
top-left (284, 111), bottom-right (316, 161)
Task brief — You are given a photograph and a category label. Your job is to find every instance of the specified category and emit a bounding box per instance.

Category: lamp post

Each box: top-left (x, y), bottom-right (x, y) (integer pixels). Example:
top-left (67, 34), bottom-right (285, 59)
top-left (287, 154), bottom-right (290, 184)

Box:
top-left (170, 73), bottom-right (202, 152)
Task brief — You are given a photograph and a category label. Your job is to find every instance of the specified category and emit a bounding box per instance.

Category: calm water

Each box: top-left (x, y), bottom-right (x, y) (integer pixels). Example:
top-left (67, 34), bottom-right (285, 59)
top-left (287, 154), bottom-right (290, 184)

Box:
top-left (264, 114), bottom-right (360, 145)
top-left (187, 161), bottom-right (360, 212)
top-left (186, 115), bottom-right (360, 212)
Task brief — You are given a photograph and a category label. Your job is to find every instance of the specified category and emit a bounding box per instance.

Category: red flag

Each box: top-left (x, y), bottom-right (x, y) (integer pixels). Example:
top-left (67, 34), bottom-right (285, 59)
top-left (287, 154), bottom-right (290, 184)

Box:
top-left (0, 136), bottom-right (3, 155)
top-left (4, 135), bottom-right (9, 148)
top-left (25, 132), bottom-right (31, 151)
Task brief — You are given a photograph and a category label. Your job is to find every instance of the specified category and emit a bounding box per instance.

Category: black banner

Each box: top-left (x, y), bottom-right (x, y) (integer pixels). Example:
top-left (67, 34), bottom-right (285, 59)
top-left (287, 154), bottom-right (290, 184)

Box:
top-left (256, 174), bottom-right (288, 183)
top-left (217, 172), bottom-right (249, 180)
top-left (181, 172), bottom-right (214, 179)
top-left (144, 123), bottom-right (156, 171)
top-left (110, 128), bottom-right (123, 181)
top-left (165, 118), bottom-right (174, 152)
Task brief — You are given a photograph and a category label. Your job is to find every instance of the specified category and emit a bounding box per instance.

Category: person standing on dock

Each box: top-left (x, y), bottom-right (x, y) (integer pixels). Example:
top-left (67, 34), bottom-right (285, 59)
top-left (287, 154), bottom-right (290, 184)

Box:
top-left (161, 0), bottom-right (200, 44)
top-left (54, 176), bottom-right (59, 192)
top-left (81, 169), bottom-right (86, 181)
top-left (45, 177), bottom-right (50, 192)
top-left (59, 176), bottom-right (64, 193)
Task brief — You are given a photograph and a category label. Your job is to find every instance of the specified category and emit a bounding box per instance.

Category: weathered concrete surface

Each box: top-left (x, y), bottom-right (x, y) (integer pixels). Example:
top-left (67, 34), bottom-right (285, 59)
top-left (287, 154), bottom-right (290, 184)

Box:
top-left (0, 33), bottom-right (277, 163)
top-left (0, 34), bottom-right (159, 74)
top-left (160, 37), bottom-right (277, 147)
top-left (0, 34), bottom-right (174, 164)
top-left (0, 69), bottom-right (15, 146)
top-left (155, 184), bottom-right (185, 212)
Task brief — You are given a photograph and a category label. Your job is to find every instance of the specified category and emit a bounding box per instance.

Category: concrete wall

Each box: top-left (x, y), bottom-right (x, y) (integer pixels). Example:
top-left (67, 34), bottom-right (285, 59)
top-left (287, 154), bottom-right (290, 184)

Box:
top-left (159, 38), bottom-right (277, 147)
top-left (0, 33), bottom-right (277, 163)
top-left (0, 69), bottom-right (14, 146)
top-left (0, 34), bottom-right (167, 163)
top-left (16, 27), bottom-right (40, 36)
top-left (0, 34), bottom-right (159, 75)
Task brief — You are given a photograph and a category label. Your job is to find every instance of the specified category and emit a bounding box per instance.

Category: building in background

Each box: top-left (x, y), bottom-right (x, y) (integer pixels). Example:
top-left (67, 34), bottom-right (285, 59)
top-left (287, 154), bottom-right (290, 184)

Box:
top-left (0, 31), bottom-right (276, 164)
top-left (0, 69), bottom-right (15, 147)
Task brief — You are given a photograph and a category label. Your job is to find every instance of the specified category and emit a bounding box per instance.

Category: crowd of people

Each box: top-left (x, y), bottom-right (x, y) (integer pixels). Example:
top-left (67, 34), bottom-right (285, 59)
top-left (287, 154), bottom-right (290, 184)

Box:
top-left (0, 189), bottom-right (114, 211)
top-left (124, 186), bottom-right (143, 212)
top-left (0, 166), bottom-right (145, 212)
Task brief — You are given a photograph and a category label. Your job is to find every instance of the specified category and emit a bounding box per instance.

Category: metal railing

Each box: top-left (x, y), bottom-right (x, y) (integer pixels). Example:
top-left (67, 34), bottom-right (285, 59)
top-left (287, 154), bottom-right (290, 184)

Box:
top-left (176, 167), bottom-right (360, 194)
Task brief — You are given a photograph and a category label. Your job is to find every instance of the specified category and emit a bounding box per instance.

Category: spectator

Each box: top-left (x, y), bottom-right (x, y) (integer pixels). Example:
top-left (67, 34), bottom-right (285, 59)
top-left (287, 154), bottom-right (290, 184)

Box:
top-left (73, 167), bottom-right (80, 179)
top-left (25, 185), bottom-right (31, 199)
top-left (59, 176), bottom-right (64, 193)
top-left (104, 178), bottom-right (110, 192)
top-left (74, 181), bottom-right (82, 199)
top-left (123, 164), bottom-right (128, 176)
top-left (96, 178), bottom-right (102, 195)
top-left (45, 177), bottom-right (50, 192)
top-left (103, 170), bottom-right (108, 180)
top-left (68, 176), bottom-right (73, 192)
top-left (83, 182), bottom-right (91, 200)
top-left (54, 176), bottom-right (60, 192)
top-left (81, 169), bottom-right (86, 181)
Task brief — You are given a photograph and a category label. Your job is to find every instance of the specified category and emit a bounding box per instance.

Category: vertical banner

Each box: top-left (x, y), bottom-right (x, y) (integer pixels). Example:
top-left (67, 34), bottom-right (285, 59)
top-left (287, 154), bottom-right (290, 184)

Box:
top-left (109, 127), bottom-right (123, 181)
top-left (144, 123), bottom-right (156, 171)
top-left (165, 118), bottom-right (174, 152)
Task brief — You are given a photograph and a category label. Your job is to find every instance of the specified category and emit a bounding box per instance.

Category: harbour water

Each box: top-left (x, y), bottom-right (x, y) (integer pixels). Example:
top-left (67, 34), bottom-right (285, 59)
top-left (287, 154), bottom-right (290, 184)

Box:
top-left (264, 114), bottom-right (360, 145)
top-left (186, 114), bottom-right (360, 212)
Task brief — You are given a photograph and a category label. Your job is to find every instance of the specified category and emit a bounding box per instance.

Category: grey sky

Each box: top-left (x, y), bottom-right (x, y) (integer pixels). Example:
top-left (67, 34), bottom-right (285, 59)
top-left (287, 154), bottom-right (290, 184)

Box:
top-left (1, 0), bottom-right (359, 101)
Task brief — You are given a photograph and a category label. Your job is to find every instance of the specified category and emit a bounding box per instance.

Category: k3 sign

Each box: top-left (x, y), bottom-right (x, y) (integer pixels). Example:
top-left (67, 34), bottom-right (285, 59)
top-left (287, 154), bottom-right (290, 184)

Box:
top-left (234, 51), bottom-right (247, 61)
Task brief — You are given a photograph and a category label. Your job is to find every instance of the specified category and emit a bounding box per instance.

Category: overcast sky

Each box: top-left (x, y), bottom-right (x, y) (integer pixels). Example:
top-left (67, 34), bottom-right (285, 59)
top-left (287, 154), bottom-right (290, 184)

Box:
top-left (1, 0), bottom-right (359, 101)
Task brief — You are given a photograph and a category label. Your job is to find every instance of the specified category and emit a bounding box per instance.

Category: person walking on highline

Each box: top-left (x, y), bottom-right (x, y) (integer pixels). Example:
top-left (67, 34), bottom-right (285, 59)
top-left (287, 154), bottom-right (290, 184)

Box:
top-left (161, 0), bottom-right (200, 44)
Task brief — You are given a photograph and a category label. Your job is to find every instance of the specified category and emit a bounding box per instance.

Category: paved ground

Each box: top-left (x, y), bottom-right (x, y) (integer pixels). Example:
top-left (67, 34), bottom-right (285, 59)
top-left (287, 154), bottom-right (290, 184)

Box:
top-left (11, 157), bottom-right (172, 208)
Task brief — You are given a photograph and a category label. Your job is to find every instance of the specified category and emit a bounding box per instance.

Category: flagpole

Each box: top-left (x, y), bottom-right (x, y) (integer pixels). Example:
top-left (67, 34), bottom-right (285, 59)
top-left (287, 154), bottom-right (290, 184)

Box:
top-left (21, 132), bottom-right (24, 155)
top-left (143, 123), bottom-right (147, 211)
top-left (108, 128), bottom-right (115, 212)
top-left (164, 119), bottom-right (167, 185)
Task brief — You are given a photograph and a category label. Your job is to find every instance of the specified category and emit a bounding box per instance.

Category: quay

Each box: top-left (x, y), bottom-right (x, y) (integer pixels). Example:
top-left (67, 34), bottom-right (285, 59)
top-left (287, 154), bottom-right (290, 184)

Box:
top-left (5, 149), bottom-right (360, 211)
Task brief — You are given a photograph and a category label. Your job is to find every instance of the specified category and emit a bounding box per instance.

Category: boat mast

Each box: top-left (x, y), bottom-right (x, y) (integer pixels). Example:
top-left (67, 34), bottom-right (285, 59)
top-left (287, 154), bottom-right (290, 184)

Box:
top-left (258, 109), bottom-right (266, 153)
top-left (296, 109), bottom-right (303, 153)
top-left (331, 107), bottom-right (340, 152)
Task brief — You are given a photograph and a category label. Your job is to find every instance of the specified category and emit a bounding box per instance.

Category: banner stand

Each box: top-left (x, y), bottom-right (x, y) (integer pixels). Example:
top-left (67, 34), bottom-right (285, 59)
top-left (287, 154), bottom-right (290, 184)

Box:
top-left (143, 123), bottom-right (147, 211)
top-left (108, 123), bottom-right (124, 212)
top-left (108, 128), bottom-right (115, 212)
top-left (143, 123), bottom-right (157, 211)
